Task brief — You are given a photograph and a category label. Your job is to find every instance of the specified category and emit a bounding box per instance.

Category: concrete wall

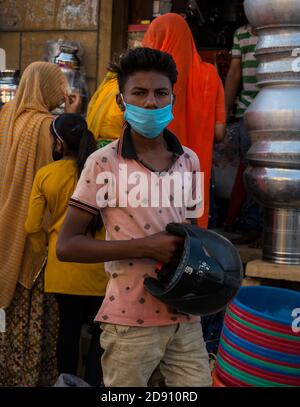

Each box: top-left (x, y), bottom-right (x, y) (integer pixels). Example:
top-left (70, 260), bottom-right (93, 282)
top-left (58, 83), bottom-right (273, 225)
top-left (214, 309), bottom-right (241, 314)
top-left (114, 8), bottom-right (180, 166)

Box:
top-left (0, 0), bottom-right (103, 95)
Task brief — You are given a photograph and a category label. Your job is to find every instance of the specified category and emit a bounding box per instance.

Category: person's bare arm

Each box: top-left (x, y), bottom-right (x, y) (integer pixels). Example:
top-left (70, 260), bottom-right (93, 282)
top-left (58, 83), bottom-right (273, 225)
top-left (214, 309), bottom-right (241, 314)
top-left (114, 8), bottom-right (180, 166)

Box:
top-left (56, 206), bottom-right (184, 264)
top-left (214, 123), bottom-right (226, 142)
top-left (214, 78), bottom-right (226, 142)
top-left (225, 58), bottom-right (242, 119)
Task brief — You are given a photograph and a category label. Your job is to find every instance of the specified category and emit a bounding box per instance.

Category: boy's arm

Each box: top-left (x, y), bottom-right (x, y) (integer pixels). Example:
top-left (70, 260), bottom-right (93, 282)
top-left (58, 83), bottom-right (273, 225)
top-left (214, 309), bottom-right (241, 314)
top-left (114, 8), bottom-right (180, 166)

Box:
top-left (225, 58), bottom-right (242, 119)
top-left (56, 206), bottom-right (183, 264)
top-left (215, 78), bottom-right (226, 142)
top-left (225, 30), bottom-right (242, 119)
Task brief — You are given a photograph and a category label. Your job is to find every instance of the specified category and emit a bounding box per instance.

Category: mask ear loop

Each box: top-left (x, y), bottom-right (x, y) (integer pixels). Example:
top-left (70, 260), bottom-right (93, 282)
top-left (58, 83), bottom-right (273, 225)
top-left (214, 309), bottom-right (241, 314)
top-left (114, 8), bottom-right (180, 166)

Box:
top-left (52, 117), bottom-right (64, 144)
top-left (52, 116), bottom-right (64, 160)
top-left (120, 93), bottom-right (126, 109)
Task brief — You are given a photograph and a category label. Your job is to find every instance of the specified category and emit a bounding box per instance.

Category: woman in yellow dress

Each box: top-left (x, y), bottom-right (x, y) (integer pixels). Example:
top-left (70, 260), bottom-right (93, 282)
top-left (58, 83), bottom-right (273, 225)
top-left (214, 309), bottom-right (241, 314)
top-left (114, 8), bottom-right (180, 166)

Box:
top-left (0, 62), bottom-right (80, 386)
top-left (25, 113), bottom-right (108, 386)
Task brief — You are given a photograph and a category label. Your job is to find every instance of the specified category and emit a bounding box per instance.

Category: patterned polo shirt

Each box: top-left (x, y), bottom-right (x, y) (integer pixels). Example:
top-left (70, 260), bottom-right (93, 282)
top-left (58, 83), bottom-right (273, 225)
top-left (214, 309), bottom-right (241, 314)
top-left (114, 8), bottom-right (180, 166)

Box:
top-left (70, 124), bottom-right (202, 327)
top-left (232, 24), bottom-right (259, 118)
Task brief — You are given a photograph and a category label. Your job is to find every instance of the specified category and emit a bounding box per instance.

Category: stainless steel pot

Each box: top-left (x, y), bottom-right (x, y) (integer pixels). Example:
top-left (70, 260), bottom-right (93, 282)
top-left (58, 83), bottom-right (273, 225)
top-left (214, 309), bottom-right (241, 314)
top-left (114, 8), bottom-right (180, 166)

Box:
top-left (244, 0), bottom-right (300, 264)
top-left (244, 0), bottom-right (300, 29)
top-left (46, 40), bottom-right (88, 115)
top-left (0, 70), bottom-right (20, 104)
top-left (54, 45), bottom-right (81, 71)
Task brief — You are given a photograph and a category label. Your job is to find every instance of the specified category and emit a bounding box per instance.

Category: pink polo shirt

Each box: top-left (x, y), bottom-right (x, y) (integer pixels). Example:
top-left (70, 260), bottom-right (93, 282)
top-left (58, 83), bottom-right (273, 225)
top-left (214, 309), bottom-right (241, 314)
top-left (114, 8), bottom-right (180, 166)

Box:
top-left (70, 126), bottom-right (202, 327)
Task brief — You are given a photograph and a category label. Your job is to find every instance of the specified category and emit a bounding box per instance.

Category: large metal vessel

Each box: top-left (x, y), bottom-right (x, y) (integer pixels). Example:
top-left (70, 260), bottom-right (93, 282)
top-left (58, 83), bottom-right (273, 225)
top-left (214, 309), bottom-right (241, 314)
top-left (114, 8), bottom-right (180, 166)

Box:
top-left (45, 40), bottom-right (88, 116)
top-left (0, 70), bottom-right (20, 105)
top-left (244, 0), bottom-right (300, 264)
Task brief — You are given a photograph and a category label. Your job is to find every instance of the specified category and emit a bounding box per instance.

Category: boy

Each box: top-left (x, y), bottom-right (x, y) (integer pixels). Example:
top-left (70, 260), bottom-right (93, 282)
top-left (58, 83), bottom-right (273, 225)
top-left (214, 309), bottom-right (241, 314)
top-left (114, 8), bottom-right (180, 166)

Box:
top-left (224, 21), bottom-right (262, 241)
top-left (57, 47), bottom-right (211, 387)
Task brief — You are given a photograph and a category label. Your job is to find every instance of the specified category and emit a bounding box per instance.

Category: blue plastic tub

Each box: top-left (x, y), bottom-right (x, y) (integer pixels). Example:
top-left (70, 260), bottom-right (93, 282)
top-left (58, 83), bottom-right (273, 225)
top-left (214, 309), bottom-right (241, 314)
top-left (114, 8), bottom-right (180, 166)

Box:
top-left (219, 338), bottom-right (300, 385)
top-left (221, 325), bottom-right (300, 368)
top-left (232, 286), bottom-right (300, 326)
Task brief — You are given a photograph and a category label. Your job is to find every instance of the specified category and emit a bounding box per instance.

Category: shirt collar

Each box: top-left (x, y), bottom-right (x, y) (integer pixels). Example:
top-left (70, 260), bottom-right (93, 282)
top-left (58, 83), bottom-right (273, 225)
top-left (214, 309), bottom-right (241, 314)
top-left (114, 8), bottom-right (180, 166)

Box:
top-left (117, 123), bottom-right (184, 159)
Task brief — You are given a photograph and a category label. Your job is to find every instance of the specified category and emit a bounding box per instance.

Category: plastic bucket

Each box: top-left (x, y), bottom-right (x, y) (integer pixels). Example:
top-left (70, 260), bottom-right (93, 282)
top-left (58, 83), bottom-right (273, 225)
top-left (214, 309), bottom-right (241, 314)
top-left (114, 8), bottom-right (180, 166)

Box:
top-left (229, 303), bottom-right (297, 336)
top-left (218, 345), bottom-right (300, 386)
top-left (233, 286), bottom-right (300, 326)
top-left (221, 331), bottom-right (300, 376)
top-left (215, 362), bottom-right (249, 387)
top-left (216, 352), bottom-right (294, 387)
top-left (212, 369), bottom-right (226, 387)
top-left (226, 307), bottom-right (300, 343)
top-left (221, 324), bottom-right (300, 367)
top-left (224, 314), bottom-right (300, 354)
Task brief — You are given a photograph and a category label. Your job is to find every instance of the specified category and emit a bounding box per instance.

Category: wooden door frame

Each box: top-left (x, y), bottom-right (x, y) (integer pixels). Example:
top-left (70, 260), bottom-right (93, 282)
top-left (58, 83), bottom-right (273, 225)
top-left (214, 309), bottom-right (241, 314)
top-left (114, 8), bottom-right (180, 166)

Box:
top-left (97, 0), bottom-right (129, 85)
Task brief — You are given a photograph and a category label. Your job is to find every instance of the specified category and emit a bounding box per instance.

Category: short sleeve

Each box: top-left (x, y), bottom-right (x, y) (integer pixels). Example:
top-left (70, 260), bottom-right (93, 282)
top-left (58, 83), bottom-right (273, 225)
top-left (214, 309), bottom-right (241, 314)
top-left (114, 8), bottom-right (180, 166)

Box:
top-left (185, 152), bottom-right (203, 220)
top-left (25, 170), bottom-right (47, 253)
top-left (231, 29), bottom-right (242, 59)
top-left (70, 157), bottom-right (101, 215)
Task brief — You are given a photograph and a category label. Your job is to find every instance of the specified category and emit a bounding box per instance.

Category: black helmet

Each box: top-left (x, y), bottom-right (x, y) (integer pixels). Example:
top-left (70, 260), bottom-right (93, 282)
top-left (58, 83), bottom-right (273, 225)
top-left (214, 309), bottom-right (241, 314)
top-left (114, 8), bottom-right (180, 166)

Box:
top-left (144, 223), bottom-right (243, 316)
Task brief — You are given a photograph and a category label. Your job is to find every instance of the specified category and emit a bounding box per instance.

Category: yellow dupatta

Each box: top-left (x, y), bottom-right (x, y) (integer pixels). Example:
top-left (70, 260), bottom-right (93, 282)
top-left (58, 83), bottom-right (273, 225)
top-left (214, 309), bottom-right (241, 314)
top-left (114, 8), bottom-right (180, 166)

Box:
top-left (86, 72), bottom-right (123, 141)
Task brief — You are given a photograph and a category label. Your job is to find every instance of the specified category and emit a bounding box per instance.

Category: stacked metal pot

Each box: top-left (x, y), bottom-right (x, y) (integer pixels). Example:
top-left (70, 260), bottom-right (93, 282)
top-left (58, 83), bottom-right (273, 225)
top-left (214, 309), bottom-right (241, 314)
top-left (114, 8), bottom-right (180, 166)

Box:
top-left (244, 0), bottom-right (300, 264)
top-left (0, 70), bottom-right (20, 106)
top-left (45, 39), bottom-right (89, 115)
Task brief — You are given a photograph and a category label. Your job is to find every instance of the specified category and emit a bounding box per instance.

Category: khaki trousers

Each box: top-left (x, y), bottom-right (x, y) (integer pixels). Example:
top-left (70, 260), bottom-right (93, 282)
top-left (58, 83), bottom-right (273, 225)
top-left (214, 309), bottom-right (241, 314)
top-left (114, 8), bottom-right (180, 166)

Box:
top-left (100, 322), bottom-right (212, 387)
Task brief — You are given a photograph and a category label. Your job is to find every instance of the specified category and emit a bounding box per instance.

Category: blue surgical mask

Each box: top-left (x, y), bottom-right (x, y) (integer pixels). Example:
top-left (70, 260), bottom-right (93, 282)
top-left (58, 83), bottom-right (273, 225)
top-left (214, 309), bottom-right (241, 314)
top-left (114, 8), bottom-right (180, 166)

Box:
top-left (121, 94), bottom-right (174, 139)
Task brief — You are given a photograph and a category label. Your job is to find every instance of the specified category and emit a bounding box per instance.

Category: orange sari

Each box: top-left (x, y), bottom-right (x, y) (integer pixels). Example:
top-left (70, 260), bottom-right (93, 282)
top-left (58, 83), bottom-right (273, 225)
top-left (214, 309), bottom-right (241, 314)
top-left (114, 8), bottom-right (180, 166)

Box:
top-left (86, 13), bottom-right (225, 227)
top-left (142, 13), bottom-right (226, 228)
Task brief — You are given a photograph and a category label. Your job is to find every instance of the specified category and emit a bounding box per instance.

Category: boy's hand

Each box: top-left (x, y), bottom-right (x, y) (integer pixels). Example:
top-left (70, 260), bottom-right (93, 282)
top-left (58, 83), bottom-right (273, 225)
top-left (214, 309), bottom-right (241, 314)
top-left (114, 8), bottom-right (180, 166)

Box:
top-left (143, 231), bottom-right (184, 264)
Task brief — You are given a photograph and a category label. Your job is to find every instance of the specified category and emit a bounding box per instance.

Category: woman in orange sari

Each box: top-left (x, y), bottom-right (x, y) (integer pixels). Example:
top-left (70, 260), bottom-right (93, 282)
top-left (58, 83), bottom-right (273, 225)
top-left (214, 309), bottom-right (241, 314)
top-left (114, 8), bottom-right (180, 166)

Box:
top-left (87, 13), bottom-right (225, 228)
top-left (143, 14), bottom-right (226, 227)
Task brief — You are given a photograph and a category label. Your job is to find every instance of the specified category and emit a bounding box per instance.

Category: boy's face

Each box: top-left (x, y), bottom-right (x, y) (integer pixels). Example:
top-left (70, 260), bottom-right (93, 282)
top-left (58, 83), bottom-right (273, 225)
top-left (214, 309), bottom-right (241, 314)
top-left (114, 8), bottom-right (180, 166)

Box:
top-left (118, 71), bottom-right (174, 110)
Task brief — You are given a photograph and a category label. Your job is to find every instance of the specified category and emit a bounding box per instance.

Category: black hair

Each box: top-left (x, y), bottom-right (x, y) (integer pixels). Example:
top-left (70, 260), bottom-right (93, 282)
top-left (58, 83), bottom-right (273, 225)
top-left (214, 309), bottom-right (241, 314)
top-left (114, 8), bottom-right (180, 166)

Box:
top-left (50, 113), bottom-right (101, 235)
top-left (50, 113), bottom-right (97, 178)
top-left (108, 47), bottom-right (178, 92)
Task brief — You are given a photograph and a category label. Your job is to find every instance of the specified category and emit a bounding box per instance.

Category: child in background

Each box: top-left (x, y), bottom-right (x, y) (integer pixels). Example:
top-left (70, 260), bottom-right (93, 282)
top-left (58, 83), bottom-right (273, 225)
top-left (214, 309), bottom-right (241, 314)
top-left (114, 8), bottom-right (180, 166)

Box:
top-left (25, 113), bottom-right (108, 386)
